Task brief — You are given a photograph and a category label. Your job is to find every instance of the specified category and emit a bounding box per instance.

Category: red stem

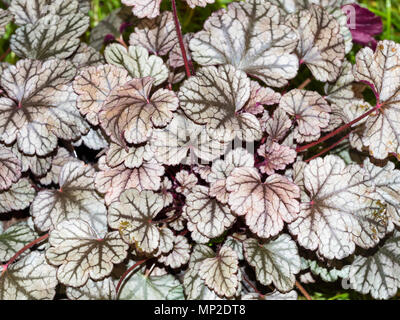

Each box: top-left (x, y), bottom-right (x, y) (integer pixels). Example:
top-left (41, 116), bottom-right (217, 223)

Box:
top-left (0, 48), bottom-right (10, 61)
top-left (2, 233), bottom-right (49, 275)
top-left (116, 259), bottom-right (147, 295)
top-left (304, 133), bottom-right (350, 162)
top-left (296, 281), bottom-right (312, 300)
top-left (171, 0), bottom-right (192, 78)
top-left (296, 104), bottom-right (380, 153)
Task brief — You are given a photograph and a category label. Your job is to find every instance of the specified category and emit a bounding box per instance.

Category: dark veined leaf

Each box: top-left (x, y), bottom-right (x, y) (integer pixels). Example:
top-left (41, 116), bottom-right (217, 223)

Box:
top-left (38, 147), bottom-right (77, 185)
top-left (269, 0), bottom-right (353, 14)
top-left (208, 148), bottom-right (254, 204)
top-left (0, 251), bottom-right (58, 300)
top-left (104, 44), bottom-right (168, 86)
top-left (189, 0), bottom-right (299, 87)
top-left (183, 244), bottom-right (222, 300)
top-left (108, 189), bottom-right (169, 253)
top-left (354, 40), bottom-right (400, 159)
top-left (257, 141), bottom-right (297, 175)
top-left (347, 231), bottom-right (400, 300)
top-left (119, 269), bottom-right (184, 300)
top-left (0, 59), bottom-right (88, 156)
top-left (129, 11), bottom-right (177, 56)
top-left (95, 156), bottom-right (164, 205)
top-left (46, 219), bottom-right (128, 287)
top-left (105, 142), bottom-right (153, 169)
top-left (184, 185), bottom-right (236, 239)
top-left (176, 170), bottom-right (198, 195)
top-left (100, 77), bottom-right (178, 145)
top-left (279, 89), bottom-right (331, 143)
top-left (179, 65), bottom-right (261, 142)
top-left (31, 161), bottom-right (107, 234)
top-left (0, 147), bottom-right (21, 191)
top-left (73, 64), bottom-right (131, 126)
top-left (10, 11), bottom-right (89, 60)
top-left (287, 5), bottom-right (345, 82)
top-left (244, 81), bottom-right (281, 115)
top-left (226, 167), bottom-right (300, 239)
top-left (158, 235), bottom-right (191, 269)
top-left (150, 112), bottom-right (228, 165)
top-left (0, 178), bottom-right (35, 214)
top-left (69, 43), bottom-right (105, 70)
top-left (288, 155), bottom-right (390, 260)
top-left (9, 143), bottom-right (52, 178)
top-left (9, 0), bottom-right (87, 26)
top-left (199, 245), bottom-right (239, 298)
top-left (66, 277), bottom-right (117, 300)
top-left (362, 158), bottom-right (400, 229)
top-left (0, 9), bottom-right (12, 37)
top-left (122, 0), bottom-right (162, 19)
top-left (0, 221), bottom-right (37, 262)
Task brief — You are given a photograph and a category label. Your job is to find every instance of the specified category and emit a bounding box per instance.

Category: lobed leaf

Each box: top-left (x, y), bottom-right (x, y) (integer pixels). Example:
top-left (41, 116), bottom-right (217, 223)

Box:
top-left (46, 219), bottom-right (128, 287)
top-left (190, 0), bottom-right (299, 87)
top-left (227, 167), bottom-right (300, 239)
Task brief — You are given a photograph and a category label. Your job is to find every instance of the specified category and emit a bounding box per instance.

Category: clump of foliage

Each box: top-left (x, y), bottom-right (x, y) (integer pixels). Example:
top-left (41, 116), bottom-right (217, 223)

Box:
top-left (0, 0), bottom-right (399, 301)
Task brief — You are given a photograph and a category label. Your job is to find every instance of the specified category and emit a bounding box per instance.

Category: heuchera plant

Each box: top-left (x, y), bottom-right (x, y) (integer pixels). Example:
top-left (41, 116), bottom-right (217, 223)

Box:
top-left (0, 0), bottom-right (398, 300)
